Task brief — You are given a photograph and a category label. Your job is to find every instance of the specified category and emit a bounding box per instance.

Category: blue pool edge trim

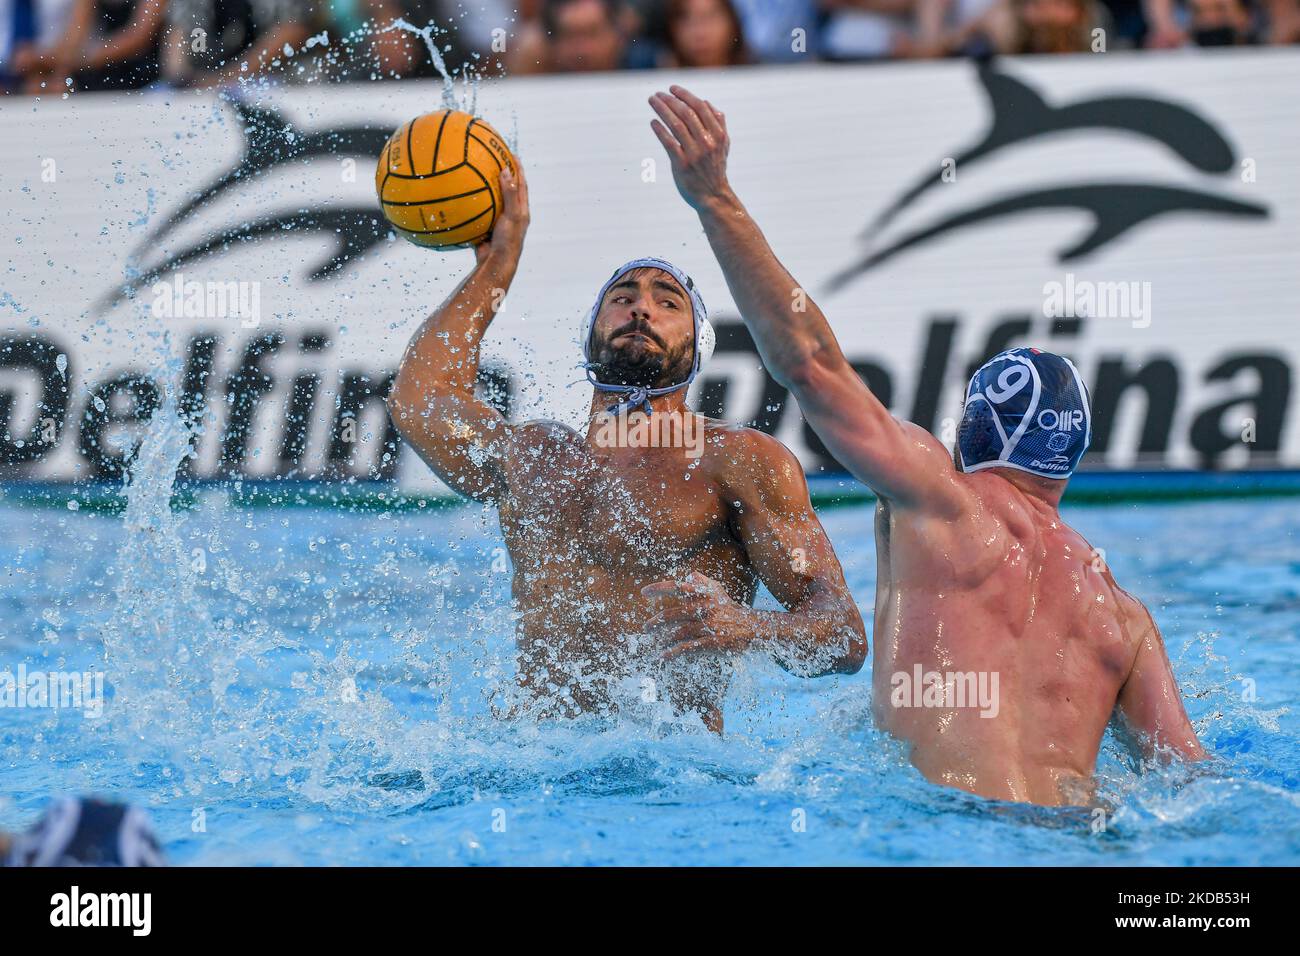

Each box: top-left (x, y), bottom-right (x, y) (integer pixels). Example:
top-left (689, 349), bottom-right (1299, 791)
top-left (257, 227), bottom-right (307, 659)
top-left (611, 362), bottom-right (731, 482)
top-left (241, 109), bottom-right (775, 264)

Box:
top-left (2, 469), bottom-right (1300, 513)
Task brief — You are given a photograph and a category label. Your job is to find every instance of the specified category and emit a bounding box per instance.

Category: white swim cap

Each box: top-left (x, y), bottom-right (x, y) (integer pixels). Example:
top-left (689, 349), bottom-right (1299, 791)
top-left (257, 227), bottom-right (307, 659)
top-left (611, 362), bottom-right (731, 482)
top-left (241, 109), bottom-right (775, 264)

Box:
top-left (580, 257), bottom-right (714, 414)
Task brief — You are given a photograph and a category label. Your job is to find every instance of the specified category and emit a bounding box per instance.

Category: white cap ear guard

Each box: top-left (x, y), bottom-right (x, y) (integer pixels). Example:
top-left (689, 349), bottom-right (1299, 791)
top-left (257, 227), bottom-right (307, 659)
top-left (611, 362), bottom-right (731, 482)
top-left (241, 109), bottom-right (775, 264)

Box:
top-left (695, 312), bottom-right (715, 371)
top-left (581, 257), bottom-right (713, 415)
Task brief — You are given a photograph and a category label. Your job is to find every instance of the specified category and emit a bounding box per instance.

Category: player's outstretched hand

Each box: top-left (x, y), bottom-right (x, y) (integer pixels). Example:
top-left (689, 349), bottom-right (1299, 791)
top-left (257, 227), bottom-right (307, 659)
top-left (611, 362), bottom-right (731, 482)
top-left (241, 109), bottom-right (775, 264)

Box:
top-left (649, 85), bottom-right (732, 212)
top-left (477, 164), bottom-right (530, 267)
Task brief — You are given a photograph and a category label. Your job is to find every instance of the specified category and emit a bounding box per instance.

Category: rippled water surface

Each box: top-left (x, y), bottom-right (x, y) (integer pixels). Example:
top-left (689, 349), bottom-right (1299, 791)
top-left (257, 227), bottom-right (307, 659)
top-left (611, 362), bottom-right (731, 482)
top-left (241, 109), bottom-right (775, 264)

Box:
top-left (1, 454), bottom-right (1297, 864)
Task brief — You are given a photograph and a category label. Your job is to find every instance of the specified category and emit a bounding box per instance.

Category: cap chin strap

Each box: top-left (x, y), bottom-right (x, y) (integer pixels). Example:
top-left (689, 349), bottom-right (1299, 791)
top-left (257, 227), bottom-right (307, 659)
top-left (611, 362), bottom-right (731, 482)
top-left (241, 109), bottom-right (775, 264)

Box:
top-left (583, 369), bottom-right (689, 417)
top-left (581, 257), bottom-right (713, 417)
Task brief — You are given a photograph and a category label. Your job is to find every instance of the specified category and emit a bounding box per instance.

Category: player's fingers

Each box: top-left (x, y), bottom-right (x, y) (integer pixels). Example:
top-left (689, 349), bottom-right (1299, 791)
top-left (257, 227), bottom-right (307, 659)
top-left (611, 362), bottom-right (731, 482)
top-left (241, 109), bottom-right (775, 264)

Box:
top-left (669, 85), bottom-right (724, 140)
top-left (641, 579), bottom-right (681, 602)
top-left (513, 162), bottom-right (530, 213)
top-left (662, 637), bottom-right (713, 661)
top-left (659, 600), bottom-right (708, 624)
top-left (655, 91), bottom-right (712, 150)
top-left (501, 167), bottom-right (529, 227)
top-left (650, 119), bottom-right (685, 162)
top-left (709, 105), bottom-right (730, 150)
top-left (649, 94), bottom-right (692, 148)
top-left (683, 571), bottom-right (725, 596)
top-left (644, 610), bottom-right (668, 631)
top-left (643, 576), bottom-right (710, 604)
top-left (498, 169), bottom-right (519, 224)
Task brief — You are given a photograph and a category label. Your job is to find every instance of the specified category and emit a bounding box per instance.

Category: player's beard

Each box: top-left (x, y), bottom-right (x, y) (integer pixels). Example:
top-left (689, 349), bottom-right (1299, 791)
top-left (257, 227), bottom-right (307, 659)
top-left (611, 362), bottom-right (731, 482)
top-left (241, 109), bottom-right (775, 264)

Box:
top-left (590, 325), bottom-right (694, 390)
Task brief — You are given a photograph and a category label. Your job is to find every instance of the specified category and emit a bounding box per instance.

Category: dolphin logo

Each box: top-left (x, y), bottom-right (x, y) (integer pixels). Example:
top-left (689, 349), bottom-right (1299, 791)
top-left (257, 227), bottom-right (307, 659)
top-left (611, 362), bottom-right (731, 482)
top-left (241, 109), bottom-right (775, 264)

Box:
top-left (102, 95), bottom-right (396, 309)
top-left (829, 60), bottom-right (1268, 290)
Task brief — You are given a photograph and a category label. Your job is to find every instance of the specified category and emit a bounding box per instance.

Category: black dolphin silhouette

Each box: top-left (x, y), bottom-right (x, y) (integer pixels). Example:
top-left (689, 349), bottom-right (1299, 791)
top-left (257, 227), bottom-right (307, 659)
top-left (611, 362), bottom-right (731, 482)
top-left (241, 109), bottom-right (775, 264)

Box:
top-left (102, 96), bottom-right (399, 310)
top-left (134, 95), bottom-right (395, 255)
top-left (865, 60), bottom-right (1240, 239)
top-left (829, 183), bottom-right (1266, 292)
top-left (104, 209), bottom-right (391, 310)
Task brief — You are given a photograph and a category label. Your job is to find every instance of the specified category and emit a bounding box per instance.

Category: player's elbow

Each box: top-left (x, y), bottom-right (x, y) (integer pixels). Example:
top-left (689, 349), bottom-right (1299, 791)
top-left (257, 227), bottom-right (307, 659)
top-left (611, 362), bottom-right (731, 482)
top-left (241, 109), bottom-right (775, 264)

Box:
top-left (837, 612), bottom-right (868, 674)
top-left (781, 346), bottom-right (851, 400)
top-left (384, 376), bottom-right (421, 433)
top-left (1175, 732), bottom-right (1209, 763)
top-left (384, 382), bottom-right (407, 420)
top-left (821, 593), bottom-right (868, 674)
top-left (778, 349), bottom-right (825, 393)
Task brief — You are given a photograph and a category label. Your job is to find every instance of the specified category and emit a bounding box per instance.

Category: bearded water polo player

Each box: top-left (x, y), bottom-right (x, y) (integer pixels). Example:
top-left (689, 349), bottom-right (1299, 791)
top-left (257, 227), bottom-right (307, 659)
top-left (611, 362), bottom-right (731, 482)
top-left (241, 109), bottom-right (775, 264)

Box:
top-left (649, 85), bottom-right (1206, 803)
top-left (386, 165), bottom-right (866, 732)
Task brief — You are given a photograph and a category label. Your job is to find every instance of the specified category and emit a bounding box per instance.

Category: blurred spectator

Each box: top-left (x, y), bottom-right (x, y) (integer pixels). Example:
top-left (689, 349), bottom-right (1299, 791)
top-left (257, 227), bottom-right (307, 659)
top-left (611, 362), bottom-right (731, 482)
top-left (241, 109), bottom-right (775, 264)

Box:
top-left (4, 0), bottom-right (1295, 92)
top-left (11, 0), bottom-right (166, 92)
top-left (1089, 0), bottom-right (1144, 44)
top-left (1266, 0), bottom-right (1300, 40)
top-left (498, 0), bottom-right (548, 73)
top-left (1186, 0), bottom-right (1257, 42)
top-left (819, 0), bottom-right (918, 60)
top-left (365, 0), bottom-right (514, 79)
top-left (325, 0), bottom-right (364, 36)
top-left (503, 0), bottom-right (656, 72)
top-left (160, 0), bottom-right (316, 86)
top-left (729, 0), bottom-right (817, 61)
top-left (909, 0), bottom-right (998, 55)
top-left (546, 0), bottom-right (627, 70)
top-left (366, 0), bottom-right (438, 77)
top-left (1, 0), bottom-right (79, 90)
top-left (1013, 0), bottom-right (1099, 50)
top-left (661, 0), bottom-right (749, 66)
top-left (1143, 0), bottom-right (1187, 43)
top-left (968, 0), bottom-right (1108, 53)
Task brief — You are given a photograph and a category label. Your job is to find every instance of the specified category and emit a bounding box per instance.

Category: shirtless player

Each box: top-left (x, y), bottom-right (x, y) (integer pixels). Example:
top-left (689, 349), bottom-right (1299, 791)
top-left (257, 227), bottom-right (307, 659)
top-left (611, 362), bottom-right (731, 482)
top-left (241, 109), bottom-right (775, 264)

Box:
top-left (386, 164), bottom-right (865, 733)
top-left (648, 84), bottom-right (1206, 803)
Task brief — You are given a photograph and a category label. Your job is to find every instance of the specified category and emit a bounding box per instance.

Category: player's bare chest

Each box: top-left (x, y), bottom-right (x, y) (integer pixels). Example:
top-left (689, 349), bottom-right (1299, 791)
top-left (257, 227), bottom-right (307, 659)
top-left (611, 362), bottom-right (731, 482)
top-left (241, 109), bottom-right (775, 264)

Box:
top-left (498, 442), bottom-right (727, 566)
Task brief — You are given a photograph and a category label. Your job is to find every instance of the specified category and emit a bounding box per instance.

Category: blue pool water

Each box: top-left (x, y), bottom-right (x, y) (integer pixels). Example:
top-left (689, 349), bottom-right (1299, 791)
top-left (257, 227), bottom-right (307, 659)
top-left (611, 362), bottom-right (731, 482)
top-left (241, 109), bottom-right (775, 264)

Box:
top-left (1, 420), bottom-right (1298, 865)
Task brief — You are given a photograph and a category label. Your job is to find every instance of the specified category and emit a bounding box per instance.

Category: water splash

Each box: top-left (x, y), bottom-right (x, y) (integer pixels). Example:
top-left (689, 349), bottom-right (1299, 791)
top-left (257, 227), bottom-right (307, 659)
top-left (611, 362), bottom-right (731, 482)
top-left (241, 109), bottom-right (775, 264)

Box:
top-left (382, 19), bottom-right (462, 111)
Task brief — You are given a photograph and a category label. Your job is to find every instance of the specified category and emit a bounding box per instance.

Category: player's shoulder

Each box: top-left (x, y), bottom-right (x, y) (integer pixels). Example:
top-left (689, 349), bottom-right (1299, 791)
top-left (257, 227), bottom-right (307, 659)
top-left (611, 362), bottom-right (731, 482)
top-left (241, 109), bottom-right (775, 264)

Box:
top-left (704, 421), bottom-right (807, 495)
top-left (1109, 580), bottom-right (1157, 632)
top-left (508, 418), bottom-right (583, 450)
top-left (494, 420), bottom-right (586, 495)
top-left (705, 420), bottom-right (798, 463)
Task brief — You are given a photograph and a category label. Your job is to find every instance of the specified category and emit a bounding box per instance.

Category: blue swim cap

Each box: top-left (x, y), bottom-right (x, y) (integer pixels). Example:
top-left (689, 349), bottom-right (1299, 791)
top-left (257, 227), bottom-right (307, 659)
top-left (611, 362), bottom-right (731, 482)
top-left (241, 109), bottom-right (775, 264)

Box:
top-left (958, 348), bottom-right (1092, 480)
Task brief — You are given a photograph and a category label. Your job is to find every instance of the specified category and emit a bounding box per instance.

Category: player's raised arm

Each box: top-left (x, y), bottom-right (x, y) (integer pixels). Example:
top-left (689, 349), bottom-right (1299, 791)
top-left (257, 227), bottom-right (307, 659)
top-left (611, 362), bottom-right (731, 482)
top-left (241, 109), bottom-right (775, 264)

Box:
top-left (649, 86), bottom-right (964, 515)
top-left (386, 167), bottom-right (529, 503)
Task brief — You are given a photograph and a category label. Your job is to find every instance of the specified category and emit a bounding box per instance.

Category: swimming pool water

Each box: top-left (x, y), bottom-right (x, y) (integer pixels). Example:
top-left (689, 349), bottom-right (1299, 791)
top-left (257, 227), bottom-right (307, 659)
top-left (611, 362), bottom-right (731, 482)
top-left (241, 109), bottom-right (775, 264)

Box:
top-left (1, 426), bottom-right (1298, 865)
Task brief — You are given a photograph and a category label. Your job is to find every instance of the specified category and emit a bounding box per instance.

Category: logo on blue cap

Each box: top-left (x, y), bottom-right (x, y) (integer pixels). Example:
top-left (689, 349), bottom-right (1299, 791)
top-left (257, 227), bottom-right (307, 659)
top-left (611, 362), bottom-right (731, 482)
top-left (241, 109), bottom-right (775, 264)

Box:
top-left (957, 348), bottom-right (1092, 480)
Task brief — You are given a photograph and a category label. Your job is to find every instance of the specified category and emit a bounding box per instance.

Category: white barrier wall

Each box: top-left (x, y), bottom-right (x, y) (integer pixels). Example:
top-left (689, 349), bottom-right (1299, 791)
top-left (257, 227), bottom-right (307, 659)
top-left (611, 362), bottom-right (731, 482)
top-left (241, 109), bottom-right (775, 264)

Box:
top-left (1, 50), bottom-right (1297, 492)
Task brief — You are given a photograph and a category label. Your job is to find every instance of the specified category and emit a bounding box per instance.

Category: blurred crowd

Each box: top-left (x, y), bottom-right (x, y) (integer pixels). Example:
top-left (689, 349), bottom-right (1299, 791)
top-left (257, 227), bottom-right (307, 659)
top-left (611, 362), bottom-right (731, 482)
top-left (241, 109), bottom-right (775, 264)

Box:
top-left (3, 0), bottom-right (1299, 94)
